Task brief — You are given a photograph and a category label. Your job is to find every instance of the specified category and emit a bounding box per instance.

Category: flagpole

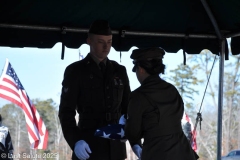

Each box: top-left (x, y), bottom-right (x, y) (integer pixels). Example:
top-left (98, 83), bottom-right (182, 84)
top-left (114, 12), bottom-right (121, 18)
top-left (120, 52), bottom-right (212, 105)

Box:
top-left (79, 49), bottom-right (84, 60)
top-left (0, 59), bottom-right (8, 81)
top-left (79, 49), bottom-right (81, 60)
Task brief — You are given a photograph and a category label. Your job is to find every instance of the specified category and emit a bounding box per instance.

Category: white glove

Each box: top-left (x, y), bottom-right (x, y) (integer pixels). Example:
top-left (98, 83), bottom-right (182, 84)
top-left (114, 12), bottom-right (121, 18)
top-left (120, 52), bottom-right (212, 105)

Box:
top-left (119, 114), bottom-right (127, 125)
top-left (118, 115), bottom-right (128, 142)
top-left (74, 140), bottom-right (92, 160)
top-left (132, 144), bottom-right (142, 159)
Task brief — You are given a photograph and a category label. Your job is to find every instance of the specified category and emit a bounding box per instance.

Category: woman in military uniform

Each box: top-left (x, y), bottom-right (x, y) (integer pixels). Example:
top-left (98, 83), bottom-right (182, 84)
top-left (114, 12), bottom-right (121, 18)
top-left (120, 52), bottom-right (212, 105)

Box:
top-left (125, 47), bottom-right (199, 160)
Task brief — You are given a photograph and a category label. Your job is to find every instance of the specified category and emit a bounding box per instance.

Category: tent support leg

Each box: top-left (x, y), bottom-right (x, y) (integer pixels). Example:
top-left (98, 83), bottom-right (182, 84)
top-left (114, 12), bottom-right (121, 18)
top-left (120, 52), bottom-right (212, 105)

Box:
top-left (217, 39), bottom-right (225, 160)
top-left (201, 0), bottom-right (225, 159)
top-left (200, 0), bottom-right (222, 39)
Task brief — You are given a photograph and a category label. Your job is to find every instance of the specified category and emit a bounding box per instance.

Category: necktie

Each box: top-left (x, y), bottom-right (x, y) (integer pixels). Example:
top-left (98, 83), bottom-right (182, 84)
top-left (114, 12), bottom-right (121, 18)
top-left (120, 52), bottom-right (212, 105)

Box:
top-left (99, 61), bottom-right (106, 75)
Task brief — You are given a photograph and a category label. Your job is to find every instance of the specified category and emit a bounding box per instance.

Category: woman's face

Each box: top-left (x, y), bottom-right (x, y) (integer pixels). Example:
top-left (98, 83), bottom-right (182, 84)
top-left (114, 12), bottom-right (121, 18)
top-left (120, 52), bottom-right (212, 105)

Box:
top-left (136, 66), bottom-right (143, 84)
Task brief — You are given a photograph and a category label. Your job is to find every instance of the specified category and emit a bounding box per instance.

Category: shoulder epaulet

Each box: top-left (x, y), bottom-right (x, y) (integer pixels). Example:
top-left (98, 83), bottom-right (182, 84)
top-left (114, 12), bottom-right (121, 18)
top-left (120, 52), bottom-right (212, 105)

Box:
top-left (110, 60), bottom-right (119, 66)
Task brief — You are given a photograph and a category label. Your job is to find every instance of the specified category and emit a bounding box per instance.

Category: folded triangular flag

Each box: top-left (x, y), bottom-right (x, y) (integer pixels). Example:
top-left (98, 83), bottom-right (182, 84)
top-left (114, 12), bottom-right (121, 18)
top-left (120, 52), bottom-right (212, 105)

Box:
top-left (94, 124), bottom-right (126, 140)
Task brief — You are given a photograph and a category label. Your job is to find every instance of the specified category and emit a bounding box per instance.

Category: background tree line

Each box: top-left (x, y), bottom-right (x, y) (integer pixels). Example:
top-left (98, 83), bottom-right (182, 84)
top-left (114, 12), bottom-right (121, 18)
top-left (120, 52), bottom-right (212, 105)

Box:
top-left (0, 99), bottom-right (72, 160)
top-left (165, 50), bottom-right (240, 160)
top-left (0, 50), bottom-right (240, 160)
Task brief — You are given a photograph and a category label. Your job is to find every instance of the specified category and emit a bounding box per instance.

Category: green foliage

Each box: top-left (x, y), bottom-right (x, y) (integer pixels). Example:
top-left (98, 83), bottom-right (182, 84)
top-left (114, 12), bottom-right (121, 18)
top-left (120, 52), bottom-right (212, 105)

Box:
top-left (0, 103), bottom-right (29, 154)
top-left (0, 103), bottom-right (25, 132)
top-left (168, 63), bottom-right (203, 112)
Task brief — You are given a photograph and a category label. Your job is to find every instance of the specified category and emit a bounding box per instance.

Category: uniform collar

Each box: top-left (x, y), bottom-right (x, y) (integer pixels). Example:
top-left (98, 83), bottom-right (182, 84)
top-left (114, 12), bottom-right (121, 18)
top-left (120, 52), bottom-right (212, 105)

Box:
top-left (141, 75), bottom-right (161, 85)
top-left (89, 53), bottom-right (107, 66)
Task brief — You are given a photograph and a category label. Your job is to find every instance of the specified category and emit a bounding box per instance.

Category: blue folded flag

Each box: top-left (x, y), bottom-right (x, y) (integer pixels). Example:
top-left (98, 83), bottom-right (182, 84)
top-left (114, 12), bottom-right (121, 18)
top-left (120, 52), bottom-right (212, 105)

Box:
top-left (94, 124), bottom-right (126, 140)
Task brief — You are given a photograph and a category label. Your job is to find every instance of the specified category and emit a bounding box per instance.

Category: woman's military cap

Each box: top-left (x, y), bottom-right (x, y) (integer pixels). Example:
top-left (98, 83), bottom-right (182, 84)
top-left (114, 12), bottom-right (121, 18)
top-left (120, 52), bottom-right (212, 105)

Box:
top-left (130, 47), bottom-right (165, 61)
top-left (130, 47), bottom-right (165, 72)
top-left (88, 20), bottom-right (112, 35)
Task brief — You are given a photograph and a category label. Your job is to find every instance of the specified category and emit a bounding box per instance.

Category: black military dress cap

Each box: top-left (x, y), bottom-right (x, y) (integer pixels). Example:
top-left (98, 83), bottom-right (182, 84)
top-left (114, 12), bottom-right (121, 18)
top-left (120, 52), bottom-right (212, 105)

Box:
top-left (130, 47), bottom-right (165, 61)
top-left (88, 20), bottom-right (112, 35)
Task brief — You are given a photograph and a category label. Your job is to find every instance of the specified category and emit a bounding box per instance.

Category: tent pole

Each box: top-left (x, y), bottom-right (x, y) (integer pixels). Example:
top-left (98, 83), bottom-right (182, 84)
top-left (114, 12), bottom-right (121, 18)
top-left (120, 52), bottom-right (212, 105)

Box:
top-left (225, 31), bottom-right (240, 38)
top-left (200, 0), bottom-right (226, 159)
top-left (200, 0), bottom-right (222, 39)
top-left (217, 39), bottom-right (225, 160)
top-left (114, 30), bottom-right (217, 39)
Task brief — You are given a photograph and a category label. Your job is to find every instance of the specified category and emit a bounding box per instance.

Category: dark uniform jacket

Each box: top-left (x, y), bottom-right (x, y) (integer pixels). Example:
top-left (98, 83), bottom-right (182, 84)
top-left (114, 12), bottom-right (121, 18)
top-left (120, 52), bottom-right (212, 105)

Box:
top-left (59, 54), bottom-right (130, 160)
top-left (125, 75), bottom-right (198, 160)
top-left (0, 126), bottom-right (14, 160)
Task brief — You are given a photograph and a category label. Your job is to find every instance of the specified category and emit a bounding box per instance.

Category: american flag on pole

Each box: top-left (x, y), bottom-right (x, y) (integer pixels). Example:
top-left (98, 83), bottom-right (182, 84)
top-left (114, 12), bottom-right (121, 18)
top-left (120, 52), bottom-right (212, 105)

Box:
top-left (182, 112), bottom-right (197, 151)
top-left (94, 124), bottom-right (126, 140)
top-left (0, 59), bottom-right (48, 149)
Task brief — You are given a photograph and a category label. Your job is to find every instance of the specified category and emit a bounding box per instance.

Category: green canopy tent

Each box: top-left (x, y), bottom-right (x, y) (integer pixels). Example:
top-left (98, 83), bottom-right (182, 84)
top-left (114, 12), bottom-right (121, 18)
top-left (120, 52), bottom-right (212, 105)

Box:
top-left (0, 0), bottom-right (240, 54)
top-left (0, 0), bottom-right (240, 159)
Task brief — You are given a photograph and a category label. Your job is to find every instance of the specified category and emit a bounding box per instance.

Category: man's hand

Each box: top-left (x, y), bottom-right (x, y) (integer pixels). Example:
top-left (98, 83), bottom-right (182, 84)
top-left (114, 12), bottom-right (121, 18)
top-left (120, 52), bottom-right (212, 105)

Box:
top-left (132, 144), bottom-right (142, 159)
top-left (74, 140), bottom-right (92, 160)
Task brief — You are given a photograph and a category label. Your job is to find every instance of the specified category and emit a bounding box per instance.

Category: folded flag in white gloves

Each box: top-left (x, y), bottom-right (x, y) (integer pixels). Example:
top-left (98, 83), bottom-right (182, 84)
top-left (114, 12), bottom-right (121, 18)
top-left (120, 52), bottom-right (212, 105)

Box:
top-left (94, 124), bottom-right (126, 140)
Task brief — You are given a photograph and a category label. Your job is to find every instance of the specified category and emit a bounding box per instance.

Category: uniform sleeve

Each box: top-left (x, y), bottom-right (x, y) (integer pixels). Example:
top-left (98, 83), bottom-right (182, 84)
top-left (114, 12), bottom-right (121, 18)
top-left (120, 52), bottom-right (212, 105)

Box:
top-left (125, 91), bottom-right (145, 143)
top-left (6, 131), bottom-right (13, 153)
top-left (119, 67), bottom-right (142, 146)
top-left (58, 65), bottom-right (81, 150)
top-left (120, 67), bottom-right (131, 115)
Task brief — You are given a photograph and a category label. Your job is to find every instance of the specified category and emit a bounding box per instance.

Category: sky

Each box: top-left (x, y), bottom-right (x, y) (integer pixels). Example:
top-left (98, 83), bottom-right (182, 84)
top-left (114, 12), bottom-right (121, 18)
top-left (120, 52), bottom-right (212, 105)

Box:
top-left (0, 43), bottom-right (187, 108)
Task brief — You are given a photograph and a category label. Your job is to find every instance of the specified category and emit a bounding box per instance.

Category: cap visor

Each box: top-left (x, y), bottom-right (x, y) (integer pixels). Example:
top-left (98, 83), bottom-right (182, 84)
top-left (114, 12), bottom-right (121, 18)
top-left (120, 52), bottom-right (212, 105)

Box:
top-left (132, 65), bottom-right (136, 72)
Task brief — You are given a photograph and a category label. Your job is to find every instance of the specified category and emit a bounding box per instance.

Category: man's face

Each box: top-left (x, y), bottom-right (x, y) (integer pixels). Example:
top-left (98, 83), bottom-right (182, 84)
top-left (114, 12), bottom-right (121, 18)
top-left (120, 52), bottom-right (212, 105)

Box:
top-left (87, 34), bottom-right (112, 61)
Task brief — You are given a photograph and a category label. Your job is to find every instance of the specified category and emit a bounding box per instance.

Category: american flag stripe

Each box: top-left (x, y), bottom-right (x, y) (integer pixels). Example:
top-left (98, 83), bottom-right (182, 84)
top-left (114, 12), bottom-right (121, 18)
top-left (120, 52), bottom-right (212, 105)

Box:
top-left (183, 112), bottom-right (197, 151)
top-left (26, 123), bottom-right (39, 142)
top-left (0, 81), bottom-right (22, 101)
top-left (0, 91), bottom-right (22, 107)
top-left (18, 86), bottom-right (46, 145)
top-left (1, 85), bottom-right (44, 146)
top-left (0, 59), bottom-right (48, 149)
top-left (0, 85), bottom-right (41, 143)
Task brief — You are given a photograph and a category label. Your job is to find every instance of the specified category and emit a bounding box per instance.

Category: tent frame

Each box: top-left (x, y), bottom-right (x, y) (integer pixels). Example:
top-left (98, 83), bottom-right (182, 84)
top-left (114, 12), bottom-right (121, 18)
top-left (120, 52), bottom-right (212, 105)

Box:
top-left (1, 22), bottom-right (239, 38)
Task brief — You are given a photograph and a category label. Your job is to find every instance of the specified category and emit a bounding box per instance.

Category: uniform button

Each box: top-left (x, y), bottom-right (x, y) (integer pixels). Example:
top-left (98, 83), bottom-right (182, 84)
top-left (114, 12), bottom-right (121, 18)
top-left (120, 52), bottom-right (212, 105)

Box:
top-left (106, 86), bottom-right (109, 89)
top-left (107, 96), bottom-right (110, 99)
top-left (108, 105), bottom-right (111, 108)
